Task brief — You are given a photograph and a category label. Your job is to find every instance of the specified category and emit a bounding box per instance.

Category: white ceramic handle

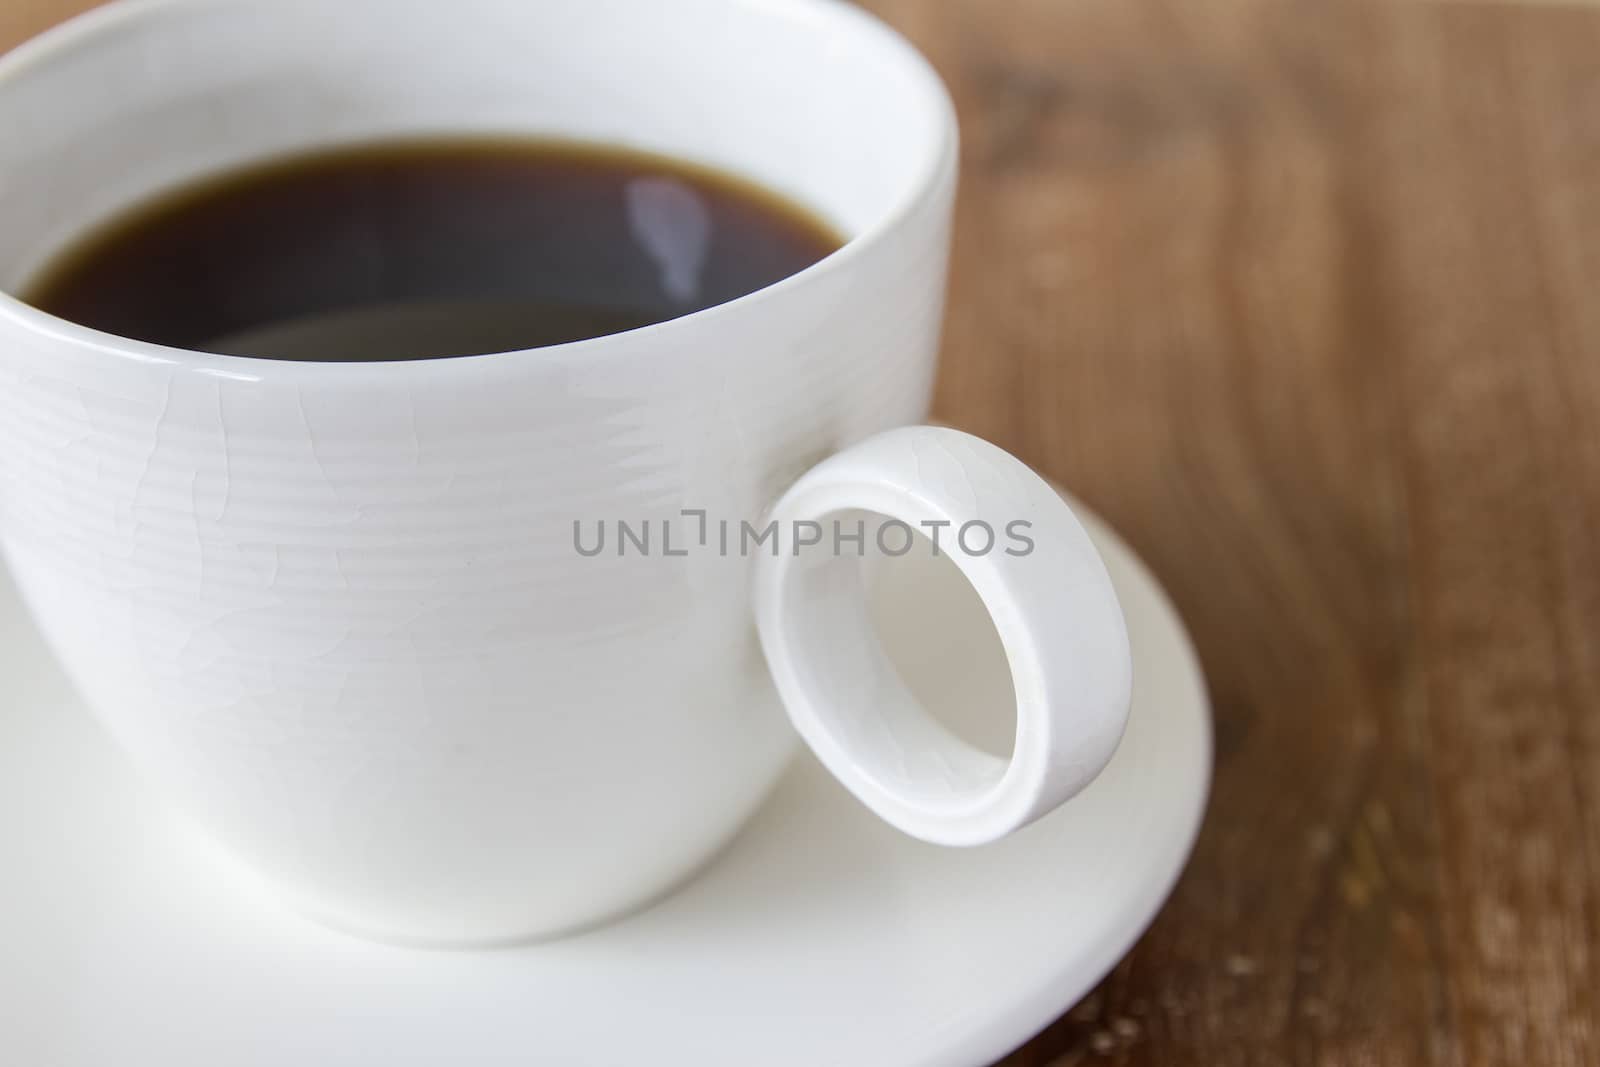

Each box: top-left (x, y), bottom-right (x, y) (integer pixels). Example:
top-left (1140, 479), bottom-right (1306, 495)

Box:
top-left (754, 426), bottom-right (1132, 846)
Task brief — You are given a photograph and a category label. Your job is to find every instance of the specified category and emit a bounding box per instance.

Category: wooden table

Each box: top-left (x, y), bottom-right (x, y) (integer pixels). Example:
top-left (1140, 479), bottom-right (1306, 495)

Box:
top-left (5, 1), bottom-right (1598, 1063)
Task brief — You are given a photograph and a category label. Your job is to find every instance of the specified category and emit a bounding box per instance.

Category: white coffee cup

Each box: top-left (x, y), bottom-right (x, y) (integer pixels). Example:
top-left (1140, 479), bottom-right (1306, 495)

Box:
top-left (0, 0), bottom-right (1131, 946)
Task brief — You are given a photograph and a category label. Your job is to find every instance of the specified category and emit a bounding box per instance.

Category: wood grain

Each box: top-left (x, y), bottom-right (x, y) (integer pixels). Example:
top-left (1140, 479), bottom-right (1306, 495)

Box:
top-left (3, 1), bottom-right (1597, 1064)
top-left (854, 1), bottom-right (1600, 1062)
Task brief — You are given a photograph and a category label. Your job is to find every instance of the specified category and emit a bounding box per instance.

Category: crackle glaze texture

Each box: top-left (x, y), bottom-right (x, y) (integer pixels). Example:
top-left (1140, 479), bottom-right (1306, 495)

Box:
top-left (0, 0), bottom-right (956, 942)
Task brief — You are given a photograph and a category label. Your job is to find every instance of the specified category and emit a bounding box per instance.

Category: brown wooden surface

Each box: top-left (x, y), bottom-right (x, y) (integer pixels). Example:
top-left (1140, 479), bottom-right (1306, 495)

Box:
top-left (5, 1), bottom-right (1599, 1063)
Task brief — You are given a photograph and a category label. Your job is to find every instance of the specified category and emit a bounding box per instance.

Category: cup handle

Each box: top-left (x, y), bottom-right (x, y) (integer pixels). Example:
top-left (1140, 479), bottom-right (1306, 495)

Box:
top-left (752, 425), bottom-right (1132, 846)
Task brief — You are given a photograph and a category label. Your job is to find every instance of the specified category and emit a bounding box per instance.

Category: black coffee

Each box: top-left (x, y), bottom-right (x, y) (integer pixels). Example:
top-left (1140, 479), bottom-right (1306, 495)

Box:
top-left (22, 138), bottom-right (844, 361)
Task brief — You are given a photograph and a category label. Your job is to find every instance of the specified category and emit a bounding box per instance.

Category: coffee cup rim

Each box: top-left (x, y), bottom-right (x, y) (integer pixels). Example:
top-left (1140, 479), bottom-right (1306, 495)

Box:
top-left (0, 0), bottom-right (959, 384)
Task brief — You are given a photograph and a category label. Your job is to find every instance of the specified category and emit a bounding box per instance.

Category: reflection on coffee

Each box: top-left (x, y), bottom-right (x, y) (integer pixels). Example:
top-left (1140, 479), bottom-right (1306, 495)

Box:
top-left (22, 138), bottom-right (844, 360)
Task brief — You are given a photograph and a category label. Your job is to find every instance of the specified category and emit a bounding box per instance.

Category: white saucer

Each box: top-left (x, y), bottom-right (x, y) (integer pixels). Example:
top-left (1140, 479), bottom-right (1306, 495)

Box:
top-left (0, 497), bottom-right (1210, 1067)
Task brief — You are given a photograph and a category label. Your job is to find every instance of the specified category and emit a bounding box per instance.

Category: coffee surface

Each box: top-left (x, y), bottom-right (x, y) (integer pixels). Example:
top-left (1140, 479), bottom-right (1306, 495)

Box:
top-left (21, 138), bottom-right (843, 360)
